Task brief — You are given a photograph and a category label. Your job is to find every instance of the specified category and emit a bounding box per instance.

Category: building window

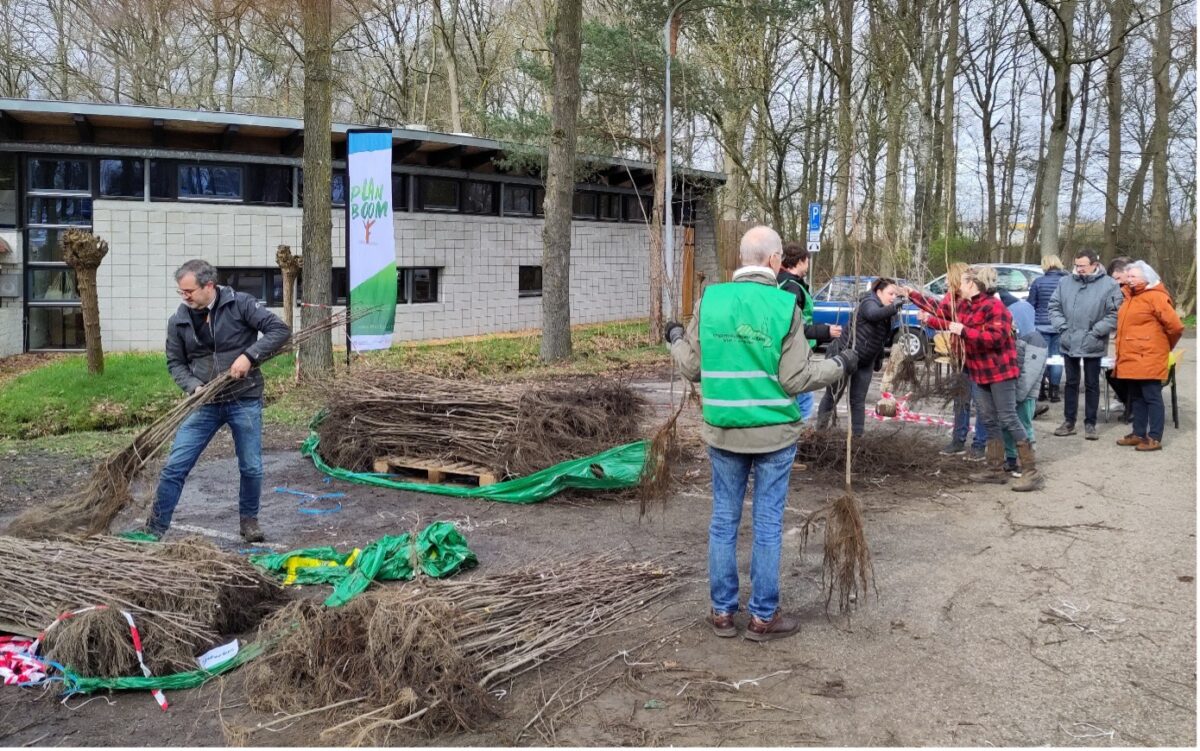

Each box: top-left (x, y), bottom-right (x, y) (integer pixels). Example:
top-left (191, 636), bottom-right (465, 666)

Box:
top-left (216, 267), bottom-right (288, 306)
top-left (178, 164), bottom-right (243, 200)
top-left (26, 306), bottom-right (85, 349)
top-left (392, 174), bottom-right (408, 211)
top-left (246, 165), bottom-right (293, 205)
top-left (503, 185), bottom-right (533, 216)
top-left (624, 193), bottom-right (651, 223)
top-left (27, 228), bottom-right (74, 263)
top-left (534, 187), bottom-right (545, 216)
top-left (149, 159), bottom-right (172, 199)
top-left (99, 158), bottom-right (145, 198)
top-left (331, 171), bottom-right (346, 206)
top-left (397, 267), bottom-right (440, 304)
top-left (418, 177), bottom-right (459, 212)
top-left (463, 181), bottom-right (495, 214)
top-left (599, 193), bottom-right (621, 221)
top-left (572, 192), bottom-right (597, 220)
top-left (518, 265), bottom-right (542, 298)
top-left (28, 158), bottom-right (90, 193)
top-left (27, 197), bottom-right (92, 225)
top-left (0, 153), bottom-right (15, 227)
top-left (27, 268), bottom-right (79, 302)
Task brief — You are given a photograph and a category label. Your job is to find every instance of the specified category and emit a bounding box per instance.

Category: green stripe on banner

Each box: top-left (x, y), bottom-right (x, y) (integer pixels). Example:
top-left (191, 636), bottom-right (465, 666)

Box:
top-left (350, 263), bottom-right (398, 338)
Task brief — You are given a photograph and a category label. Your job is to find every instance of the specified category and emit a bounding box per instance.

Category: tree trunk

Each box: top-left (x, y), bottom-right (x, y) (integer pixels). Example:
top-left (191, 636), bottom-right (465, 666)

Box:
top-left (299, 0), bottom-right (334, 378)
top-left (1063, 61), bottom-right (1094, 256)
top-left (1147, 0), bottom-right (1171, 271)
top-left (430, 0), bottom-right (463, 132)
top-left (61, 229), bottom-right (108, 376)
top-left (1104, 0), bottom-right (1131, 258)
top-left (940, 0), bottom-right (960, 239)
top-left (538, 0), bottom-right (583, 361)
top-left (830, 0), bottom-right (853, 276)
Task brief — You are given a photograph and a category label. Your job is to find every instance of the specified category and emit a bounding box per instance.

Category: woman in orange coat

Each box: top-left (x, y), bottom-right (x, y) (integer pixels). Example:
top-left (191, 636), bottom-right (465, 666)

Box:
top-left (1113, 261), bottom-right (1184, 451)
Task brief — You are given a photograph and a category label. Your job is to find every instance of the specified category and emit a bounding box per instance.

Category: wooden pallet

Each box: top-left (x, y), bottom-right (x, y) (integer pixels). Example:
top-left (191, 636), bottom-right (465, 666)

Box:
top-left (372, 455), bottom-right (498, 487)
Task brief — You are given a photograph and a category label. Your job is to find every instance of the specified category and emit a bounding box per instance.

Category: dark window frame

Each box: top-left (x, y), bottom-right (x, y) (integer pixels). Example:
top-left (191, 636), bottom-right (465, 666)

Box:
top-left (572, 191), bottom-right (598, 220)
top-left (502, 184), bottom-right (534, 217)
top-left (176, 162), bottom-right (245, 202)
top-left (97, 157), bottom-right (145, 200)
top-left (215, 267), bottom-right (289, 307)
top-left (518, 265), bottom-right (542, 298)
top-left (417, 176), bottom-right (461, 212)
top-left (397, 266), bottom-right (441, 304)
top-left (462, 180), bottom-right (497, 215)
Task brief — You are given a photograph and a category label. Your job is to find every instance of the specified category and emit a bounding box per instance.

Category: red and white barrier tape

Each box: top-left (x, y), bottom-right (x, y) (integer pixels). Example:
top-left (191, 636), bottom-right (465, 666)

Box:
top-left (871, 391), bottom-right (963, 429)
top-left (33, 605), bottom-right (168, 710)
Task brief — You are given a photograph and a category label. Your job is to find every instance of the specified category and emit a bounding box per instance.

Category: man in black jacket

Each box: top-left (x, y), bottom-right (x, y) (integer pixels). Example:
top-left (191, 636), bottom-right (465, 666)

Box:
top-left (776, 242), bottom-right (841, 422)
top-left (143, 259), bottom-right (291, 541)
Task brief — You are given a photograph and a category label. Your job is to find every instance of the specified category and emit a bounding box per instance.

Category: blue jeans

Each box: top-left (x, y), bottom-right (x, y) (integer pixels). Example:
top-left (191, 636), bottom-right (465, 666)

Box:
top-left (707, 443), bottom-right (796, 621)
top-left (150, 398), bottom-right (264, 533)
top-left (952, 375), bottom-right (988, 448)
top-left (1039, 329), bottom-right (1062, 386)
top-left (1128, 379), bottom-right (1165, 440)
top-left (794, 390), bottom-right (814, 423)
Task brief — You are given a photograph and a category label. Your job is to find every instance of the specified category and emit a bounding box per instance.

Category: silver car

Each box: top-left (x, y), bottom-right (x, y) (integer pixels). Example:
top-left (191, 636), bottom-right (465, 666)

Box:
top-left (925, 263), bottom-right (1043, 300)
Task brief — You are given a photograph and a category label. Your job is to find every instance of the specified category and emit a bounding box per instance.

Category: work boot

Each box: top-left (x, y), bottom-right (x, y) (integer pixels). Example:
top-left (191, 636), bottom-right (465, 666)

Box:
top-left (240, 516), bottom-right (265, 543)
top-left (1053, 421), bottom-right (1076, 437)
top-left (963, 445), bottom-right (987, 462)
top-left (707, 610), bottom-right (737, 638)
top-left (1011, 440), bottom-right (1044, 491)
top-left (745, 610), bottom-right (801, 642)
top-left (1048, 385), bottom-right (1061, 403)
top-left (939, 439), bottom-right (966, 456)
top-left (969, 439), bottom-right (1009, 484)
top-left (1116, 433), bottom-right (1143, 446)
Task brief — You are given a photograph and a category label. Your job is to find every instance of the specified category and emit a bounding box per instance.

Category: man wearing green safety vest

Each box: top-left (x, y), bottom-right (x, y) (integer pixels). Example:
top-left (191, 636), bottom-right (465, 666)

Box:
top-left (665, 226), bottom-right (859, 641)
top-left (777, 241), bottom-right (842, 423)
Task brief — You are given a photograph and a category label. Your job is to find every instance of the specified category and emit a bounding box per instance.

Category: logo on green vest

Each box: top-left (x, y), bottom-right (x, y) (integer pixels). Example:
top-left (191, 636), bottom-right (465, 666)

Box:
top-left (733, 323), bottom-right (772, 347)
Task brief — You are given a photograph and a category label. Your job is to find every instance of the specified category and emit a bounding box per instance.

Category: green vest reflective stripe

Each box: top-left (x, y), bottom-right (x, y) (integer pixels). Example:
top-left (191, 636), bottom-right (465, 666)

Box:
top-left (779, 277), bottom-right (817, 348)
top-left (699, 282), bottom-right (801, 428)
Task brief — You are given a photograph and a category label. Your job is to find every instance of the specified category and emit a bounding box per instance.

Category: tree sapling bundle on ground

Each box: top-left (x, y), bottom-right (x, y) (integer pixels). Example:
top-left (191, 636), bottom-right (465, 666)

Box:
top-left (237, 555), bottom-right (681, 745)
top-left (312, 370), bottom-right (645, 478)
top-left (0, 535), bottom-right (280, 676)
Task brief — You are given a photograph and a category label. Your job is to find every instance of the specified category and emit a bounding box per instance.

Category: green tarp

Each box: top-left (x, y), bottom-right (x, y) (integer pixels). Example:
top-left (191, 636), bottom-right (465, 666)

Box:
top-left (301, 431), bottom-right (647, 503)
top-left (249, 522), bottom-right (477, 607)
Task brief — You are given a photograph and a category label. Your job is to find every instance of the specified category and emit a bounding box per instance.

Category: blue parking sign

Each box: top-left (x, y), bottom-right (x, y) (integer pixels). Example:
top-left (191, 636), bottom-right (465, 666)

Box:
top-left (808, 202), bottom-right (822, 233)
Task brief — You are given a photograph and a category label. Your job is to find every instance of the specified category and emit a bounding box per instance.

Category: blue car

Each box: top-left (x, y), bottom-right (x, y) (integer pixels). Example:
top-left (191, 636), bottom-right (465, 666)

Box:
top-left (811, 275), bottom-right (933, 359)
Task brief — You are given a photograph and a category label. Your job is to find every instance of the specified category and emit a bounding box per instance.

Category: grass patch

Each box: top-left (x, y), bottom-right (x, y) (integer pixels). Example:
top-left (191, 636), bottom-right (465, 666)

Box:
top-left (0, 352), bottom-right (298, 439)
top-left (0, 320), bottom-right (666, 439)
top-left (0, 429), bottom-right (136, 460)
top-left (359, 319), bottom-right (667, 379)
top-left (1184, 314), bottom-right (1196, 329)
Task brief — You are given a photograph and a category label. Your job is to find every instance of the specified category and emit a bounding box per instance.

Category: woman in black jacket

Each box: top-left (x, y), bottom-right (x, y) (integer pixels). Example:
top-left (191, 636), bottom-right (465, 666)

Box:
top-left (816, 277), bottom-right (905, 437)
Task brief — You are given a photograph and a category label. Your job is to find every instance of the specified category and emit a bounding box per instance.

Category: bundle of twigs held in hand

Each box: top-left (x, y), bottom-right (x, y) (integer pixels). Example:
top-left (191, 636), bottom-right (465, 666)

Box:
top-left (0, 534), bottom-right (279, 675)
top-left (4, 311), bottom-right (353, 539)
top-left (239, 555), bottom-right (681, 745)
top-left (313, 371), bottom-right (644, 478)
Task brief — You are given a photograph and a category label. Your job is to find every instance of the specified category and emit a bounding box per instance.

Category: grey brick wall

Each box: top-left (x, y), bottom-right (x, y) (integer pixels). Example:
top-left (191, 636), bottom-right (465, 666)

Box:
top-left (81, 200), bottom-right (717, 351)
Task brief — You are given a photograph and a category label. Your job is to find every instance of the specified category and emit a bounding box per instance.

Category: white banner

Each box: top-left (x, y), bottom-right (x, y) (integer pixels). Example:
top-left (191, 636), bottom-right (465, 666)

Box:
top-left (347, 129), bottom-right (397, 351)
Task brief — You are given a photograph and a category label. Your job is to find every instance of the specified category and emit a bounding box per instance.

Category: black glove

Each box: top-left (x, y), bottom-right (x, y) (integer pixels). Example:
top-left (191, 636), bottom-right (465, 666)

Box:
top-left (664, 321), bottom-right (685, 344)
top-left (832, 348), bottom-right (860, 375)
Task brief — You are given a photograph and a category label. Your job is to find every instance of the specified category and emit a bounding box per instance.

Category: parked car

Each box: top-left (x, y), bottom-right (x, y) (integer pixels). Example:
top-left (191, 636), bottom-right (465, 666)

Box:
top-left (925, 263), bottom-right (1044, 300)
top-left (811, 276), bottom-right (933, 359)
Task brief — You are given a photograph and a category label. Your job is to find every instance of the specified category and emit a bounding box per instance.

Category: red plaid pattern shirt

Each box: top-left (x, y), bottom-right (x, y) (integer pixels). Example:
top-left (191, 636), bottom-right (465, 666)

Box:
top-left (925, 292), bottom-right (1018, 385)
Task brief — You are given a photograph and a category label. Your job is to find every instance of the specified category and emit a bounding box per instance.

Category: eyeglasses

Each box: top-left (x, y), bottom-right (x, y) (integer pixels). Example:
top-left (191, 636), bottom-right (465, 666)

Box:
top-left (176, 287), bottom-right (201, 297)
top-left (1073, 263), bottom-right (1092, 271)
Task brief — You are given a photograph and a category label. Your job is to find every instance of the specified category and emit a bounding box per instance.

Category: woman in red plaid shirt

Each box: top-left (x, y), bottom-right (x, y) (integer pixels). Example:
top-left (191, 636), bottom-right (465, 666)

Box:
top-left (918, 266), bottom-right (1044, 491)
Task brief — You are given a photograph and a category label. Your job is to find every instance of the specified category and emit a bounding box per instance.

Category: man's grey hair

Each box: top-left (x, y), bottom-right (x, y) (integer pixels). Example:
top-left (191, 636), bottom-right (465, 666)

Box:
top-left (175, 259), bottom-right (218, 287)
top-left (739, 226), bottom-right (782, 266)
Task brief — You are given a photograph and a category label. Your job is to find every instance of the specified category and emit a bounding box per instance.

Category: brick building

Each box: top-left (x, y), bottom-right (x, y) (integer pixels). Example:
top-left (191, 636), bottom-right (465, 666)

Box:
top-left (0, 99), bottom-right (720, 354)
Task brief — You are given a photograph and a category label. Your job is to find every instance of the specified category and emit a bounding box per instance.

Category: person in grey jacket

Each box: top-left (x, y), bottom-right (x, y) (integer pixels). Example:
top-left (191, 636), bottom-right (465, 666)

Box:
top-left (1047, 248), bottom-right (1123, 440)
top-left (143, 259), bottom-right (291, 541)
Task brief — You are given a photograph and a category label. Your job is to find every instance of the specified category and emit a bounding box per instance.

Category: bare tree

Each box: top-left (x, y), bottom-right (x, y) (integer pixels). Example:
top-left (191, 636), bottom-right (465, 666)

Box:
top-left (299, 0), bottom-right (334, 377)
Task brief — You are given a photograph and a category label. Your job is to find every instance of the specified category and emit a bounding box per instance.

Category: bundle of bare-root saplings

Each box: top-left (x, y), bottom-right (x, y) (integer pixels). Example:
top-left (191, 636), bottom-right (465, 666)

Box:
top-left (0, 535), bottom-right (280, 676)
top-left (314, 371), bottom-right (645, 479)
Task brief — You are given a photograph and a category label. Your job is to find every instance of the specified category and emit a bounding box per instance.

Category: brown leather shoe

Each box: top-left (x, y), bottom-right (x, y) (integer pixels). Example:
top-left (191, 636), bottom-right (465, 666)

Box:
top-left (1116, 433), bottom-right (1143, 447)
top-left (1135, 438), bottom-right (1163, 452)
top-left (707, 611), bottom-right (737, 638)
top-left (745, 610), bottom-right (800, 642)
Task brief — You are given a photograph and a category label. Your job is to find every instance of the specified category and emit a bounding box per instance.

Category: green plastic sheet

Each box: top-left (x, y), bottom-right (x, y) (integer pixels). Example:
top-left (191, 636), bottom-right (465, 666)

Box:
top-left (61, 640), bottom-right (264, 694)
top-left (301, 432), bottom-right (648, 503)
top-left (249, 523), bottom-right (477, 607)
